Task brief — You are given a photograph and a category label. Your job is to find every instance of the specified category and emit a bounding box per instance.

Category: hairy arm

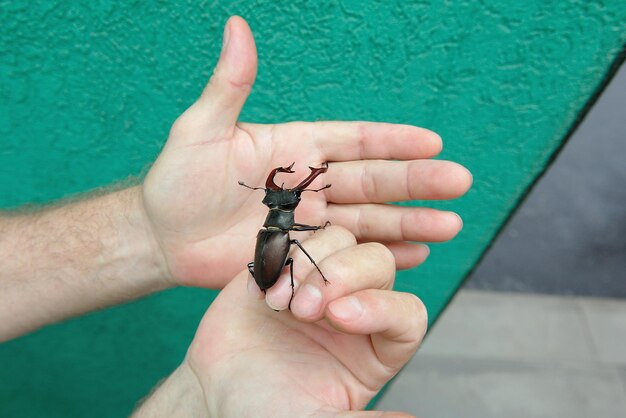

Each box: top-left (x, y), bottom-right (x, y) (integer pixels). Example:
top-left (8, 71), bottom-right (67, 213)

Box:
top-left (0, 186), bottom-right (169, 341)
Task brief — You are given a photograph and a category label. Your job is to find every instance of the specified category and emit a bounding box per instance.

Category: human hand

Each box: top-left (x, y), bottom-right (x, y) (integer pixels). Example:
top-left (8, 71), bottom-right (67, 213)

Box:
top-left (143, 16), bottom-right (472, 289)
top-left (183, 226), bottom-right (425, 417)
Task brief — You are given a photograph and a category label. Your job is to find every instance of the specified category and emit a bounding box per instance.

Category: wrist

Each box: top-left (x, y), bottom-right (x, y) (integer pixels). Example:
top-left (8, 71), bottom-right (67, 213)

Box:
top-left (92, 186), bottom-right (173, 294)
top-left (129, 185), bottom-right (174, 287)
top-left (132, 360), bottom-right (209, 417)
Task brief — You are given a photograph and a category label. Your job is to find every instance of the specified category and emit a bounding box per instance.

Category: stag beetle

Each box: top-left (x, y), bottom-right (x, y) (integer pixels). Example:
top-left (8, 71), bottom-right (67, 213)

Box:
top-left (239, 163), bottom-right (331, 309)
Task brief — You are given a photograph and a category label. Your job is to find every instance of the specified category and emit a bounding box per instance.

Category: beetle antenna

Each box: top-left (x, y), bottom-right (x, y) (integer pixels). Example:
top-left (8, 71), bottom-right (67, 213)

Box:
top-left (238, 181), bottom-right (265, 191)
top-left (302, 184), bottom-right (332, 192)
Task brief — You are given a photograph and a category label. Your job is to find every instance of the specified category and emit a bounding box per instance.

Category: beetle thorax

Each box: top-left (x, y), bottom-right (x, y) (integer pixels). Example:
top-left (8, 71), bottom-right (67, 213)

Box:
top-left (262, 189), bottom-right (301, 211)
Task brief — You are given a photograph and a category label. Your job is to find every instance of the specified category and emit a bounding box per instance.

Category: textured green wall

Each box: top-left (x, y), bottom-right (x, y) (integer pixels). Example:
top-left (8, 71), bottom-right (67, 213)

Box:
top-left (1, 1), bottom-right (624, 416)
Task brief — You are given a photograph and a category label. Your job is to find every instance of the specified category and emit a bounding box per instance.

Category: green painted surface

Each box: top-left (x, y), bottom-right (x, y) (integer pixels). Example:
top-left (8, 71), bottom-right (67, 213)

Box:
top-left (0, 1), bottom-right (624, 416)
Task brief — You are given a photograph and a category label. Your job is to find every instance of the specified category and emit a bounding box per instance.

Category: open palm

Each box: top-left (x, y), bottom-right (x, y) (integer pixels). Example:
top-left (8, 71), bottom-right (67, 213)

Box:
top-left (143, 17), bottom-right (471, 289)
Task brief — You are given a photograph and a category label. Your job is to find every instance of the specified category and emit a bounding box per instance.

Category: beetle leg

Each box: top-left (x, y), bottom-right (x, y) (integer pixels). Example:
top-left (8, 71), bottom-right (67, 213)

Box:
top-left (286, 257), bottom-right (295, 310)
top-left (291, 223), bottom-right (325, 232)
top-left (290, 239), bottom-right (330, 285)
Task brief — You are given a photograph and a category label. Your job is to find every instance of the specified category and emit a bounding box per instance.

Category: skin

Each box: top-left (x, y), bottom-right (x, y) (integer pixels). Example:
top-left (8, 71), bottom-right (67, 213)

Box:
top-left (136, 16), bottom-right (469, 417)
top-left (135, 227), bottom-right (427, 418)
top-left (0, 15), bottom-right (472, 417)
top-left (142, 16), bottom-right (472, 293)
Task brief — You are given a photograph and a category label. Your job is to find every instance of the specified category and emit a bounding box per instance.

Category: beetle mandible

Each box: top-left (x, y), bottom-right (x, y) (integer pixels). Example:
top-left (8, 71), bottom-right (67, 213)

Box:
top-left (239, 163), bottom-right (331, 309)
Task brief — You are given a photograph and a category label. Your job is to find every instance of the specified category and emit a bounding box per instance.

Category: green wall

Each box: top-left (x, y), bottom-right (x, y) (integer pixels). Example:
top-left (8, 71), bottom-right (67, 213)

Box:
top-left (1, 1), bottom-right (624, 416)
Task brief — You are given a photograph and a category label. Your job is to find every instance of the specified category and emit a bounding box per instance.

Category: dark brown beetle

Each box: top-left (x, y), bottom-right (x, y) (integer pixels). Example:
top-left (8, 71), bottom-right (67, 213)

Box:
top-left (239, 163), bottom-right (331, 308)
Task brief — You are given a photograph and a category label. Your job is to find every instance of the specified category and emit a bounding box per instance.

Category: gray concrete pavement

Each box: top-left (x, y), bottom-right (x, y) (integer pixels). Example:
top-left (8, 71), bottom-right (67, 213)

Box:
top-left (377, 58), bottom-right (626, 418)
top-left (465, 61), bottom-right (626, 297)
top-left (378, 290), bottom-right (626, 418)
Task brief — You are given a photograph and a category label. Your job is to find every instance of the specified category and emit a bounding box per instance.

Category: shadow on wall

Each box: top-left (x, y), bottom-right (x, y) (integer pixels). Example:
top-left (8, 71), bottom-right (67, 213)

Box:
top-left (465, 60), bottom-right (626, 298)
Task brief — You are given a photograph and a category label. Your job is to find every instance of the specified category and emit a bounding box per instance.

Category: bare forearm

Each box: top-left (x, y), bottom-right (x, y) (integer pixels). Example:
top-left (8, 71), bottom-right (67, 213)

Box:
top-left (0, 186), bottom-right (170, 341)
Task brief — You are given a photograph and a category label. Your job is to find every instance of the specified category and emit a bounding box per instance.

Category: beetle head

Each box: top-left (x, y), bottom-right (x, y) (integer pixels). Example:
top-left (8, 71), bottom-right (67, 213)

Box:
top-left (263, 163), bottom-right (299, 210)
top-left (262, 163), bottom-right (328, 210)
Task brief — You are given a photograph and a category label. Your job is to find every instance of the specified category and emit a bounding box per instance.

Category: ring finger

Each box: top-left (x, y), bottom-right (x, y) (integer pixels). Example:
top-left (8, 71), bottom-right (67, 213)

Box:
top-left (290, 242), bottom-right (396, 321)
top-left (263, 226), bottom-right (357, 311)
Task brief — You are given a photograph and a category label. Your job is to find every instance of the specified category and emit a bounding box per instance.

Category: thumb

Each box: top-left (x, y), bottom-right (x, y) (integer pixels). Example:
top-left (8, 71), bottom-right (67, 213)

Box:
top-left (196, 16), bottom-right (257, 136)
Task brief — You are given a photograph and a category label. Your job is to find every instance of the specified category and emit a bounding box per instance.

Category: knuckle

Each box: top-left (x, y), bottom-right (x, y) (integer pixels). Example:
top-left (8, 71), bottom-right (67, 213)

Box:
top-left (399, 209), bottom-right (411, 241)
top-left (407, 294), bottom-right (428, 337)
top-left (360, 165), bottom-right (378, 201)
top-left (362, 242), bottom-right (395, 268)
top-left (169, 114), bottom-right (190, 138)
top-left (406, 161), bottom-right (422, 201)
top-left (384, 292), bottom-right (428, 345)
top-left (168, 104), bottom-right (205, 139)
top-left (317, 256), bottom-right (351, 283)
top-left (356, 123), bottom-right (369, 159)
top-left (323, 225), bottom-right (357, 246)
top-left (356, 205), bottom-right (372, 237)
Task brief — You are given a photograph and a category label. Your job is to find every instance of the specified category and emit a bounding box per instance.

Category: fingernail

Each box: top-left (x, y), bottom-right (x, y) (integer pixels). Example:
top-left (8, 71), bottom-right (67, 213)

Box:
top-left (266, 296), bottom-right (282, 311)
top-left (453, 212), bottom-right (463, 229)
top-left (247, 275), bottom-right (263, 299)
top-left (222, 20), bottom-right (231, 49)
top-left (265, 274), bottom-right (293, 311)
top-left (293, 283), bottom-right (322, 318)
top-left (465, 167), bottom-right (474, 187)
top-left (328, 296), bottom-right (364, 322)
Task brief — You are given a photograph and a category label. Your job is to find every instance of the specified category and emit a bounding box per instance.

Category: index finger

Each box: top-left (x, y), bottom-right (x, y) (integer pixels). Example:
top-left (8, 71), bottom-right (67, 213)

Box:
top-left (310, 121), bottom-right (443, 162)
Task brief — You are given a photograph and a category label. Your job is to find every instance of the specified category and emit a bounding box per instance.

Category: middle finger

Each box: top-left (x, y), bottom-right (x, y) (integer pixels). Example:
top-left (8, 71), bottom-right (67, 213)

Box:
top-left (324, 159), bottom-right (472, 204)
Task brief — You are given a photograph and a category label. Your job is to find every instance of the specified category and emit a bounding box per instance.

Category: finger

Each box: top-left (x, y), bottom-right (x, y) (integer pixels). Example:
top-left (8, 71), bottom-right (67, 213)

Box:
top-left (185, 16), bottom-right (258, 137)
top-left (326, 203), bottom-right (463, 243)
top-left (324, 160), bottom-right (472, 204)
top-left (264, 226), bottom-right (356, 311)
top-left (326, 289), bottom-right (428, 371)
top-left (384, 242), bottom-right (429, 270)
top-left (247, 275), bottom-right (264, 299)
top-left (311, 121), bottom-right (442, 162)
top-left (290, 243), bottom-right (396, 321)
